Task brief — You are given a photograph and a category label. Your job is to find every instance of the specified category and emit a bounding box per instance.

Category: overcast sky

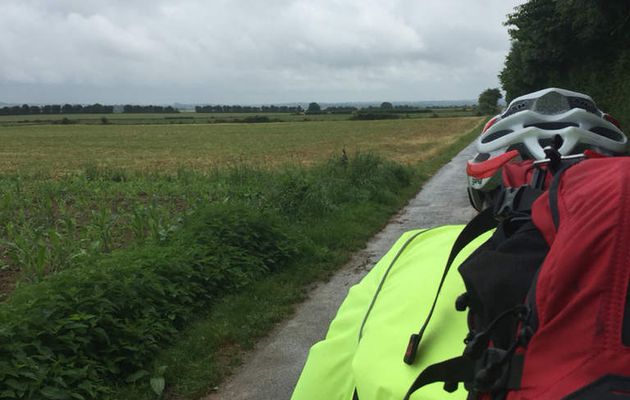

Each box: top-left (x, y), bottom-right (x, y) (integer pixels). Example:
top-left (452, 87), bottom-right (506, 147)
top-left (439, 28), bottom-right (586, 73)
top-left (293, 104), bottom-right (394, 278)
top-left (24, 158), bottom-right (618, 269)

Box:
top-left (0, 0), bottom-right (526, 104)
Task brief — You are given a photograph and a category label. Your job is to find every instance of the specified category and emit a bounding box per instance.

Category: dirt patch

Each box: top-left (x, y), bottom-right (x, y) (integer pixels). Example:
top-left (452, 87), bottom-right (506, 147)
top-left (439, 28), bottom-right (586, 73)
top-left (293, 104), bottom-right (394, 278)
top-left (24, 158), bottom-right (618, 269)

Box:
top-left (0, 268), bottom-right (20, 298)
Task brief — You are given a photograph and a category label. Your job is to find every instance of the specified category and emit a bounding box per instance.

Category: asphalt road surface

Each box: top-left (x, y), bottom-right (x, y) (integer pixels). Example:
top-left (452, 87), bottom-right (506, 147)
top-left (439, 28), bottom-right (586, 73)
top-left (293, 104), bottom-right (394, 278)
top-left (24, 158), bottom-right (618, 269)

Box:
top-left (205, 142), bottom-right (478, 400)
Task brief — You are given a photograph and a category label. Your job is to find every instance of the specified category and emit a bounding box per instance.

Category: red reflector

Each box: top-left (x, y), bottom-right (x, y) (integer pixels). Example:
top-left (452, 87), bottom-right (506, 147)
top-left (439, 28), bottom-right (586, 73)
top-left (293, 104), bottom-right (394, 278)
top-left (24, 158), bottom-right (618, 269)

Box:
top-left (466, 150), bottom-right (520, 180)
top-left (603, 113), bottom-right (622, 129)
top-left (584, 149), bottom-right (607, 159)
top-left (482, 116), bottom-right (499, 133)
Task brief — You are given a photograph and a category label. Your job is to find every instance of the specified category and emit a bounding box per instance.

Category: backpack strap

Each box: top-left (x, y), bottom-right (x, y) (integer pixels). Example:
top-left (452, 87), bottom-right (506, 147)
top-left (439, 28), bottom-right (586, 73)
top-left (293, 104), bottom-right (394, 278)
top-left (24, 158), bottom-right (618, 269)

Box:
top-left (403, 207), bottom-right (498, 365)
top-left (548, 163), bottom-right (576, 230)
top-left (403, 356), bottom-right (475, 400)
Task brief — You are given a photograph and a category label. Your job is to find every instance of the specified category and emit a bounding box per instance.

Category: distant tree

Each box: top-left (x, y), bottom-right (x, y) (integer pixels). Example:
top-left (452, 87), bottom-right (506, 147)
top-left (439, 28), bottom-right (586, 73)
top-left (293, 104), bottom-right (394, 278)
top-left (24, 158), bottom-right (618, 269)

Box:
top-left (477, 88), bottom-right (503, 115)
top-left (380, 101), bottom-right (393, 110)
top-left (306, 102), bottom-right (321, 114)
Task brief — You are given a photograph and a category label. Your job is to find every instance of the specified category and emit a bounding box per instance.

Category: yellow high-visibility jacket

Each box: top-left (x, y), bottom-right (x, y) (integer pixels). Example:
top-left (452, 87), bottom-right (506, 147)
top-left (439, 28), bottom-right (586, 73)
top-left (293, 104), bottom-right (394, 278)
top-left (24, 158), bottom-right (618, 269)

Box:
top-left (292, 225), bottom-right (491, 400)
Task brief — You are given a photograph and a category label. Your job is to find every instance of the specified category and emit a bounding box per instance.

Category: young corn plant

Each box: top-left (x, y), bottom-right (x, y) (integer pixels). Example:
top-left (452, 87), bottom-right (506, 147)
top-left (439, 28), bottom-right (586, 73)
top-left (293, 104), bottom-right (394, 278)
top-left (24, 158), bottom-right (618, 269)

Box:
top-left (3, 222), bottom-right (49, 281)
top-left (131, 206), bottom-right (150, 242)
top-left (89, 208), bottom-right (115, 253)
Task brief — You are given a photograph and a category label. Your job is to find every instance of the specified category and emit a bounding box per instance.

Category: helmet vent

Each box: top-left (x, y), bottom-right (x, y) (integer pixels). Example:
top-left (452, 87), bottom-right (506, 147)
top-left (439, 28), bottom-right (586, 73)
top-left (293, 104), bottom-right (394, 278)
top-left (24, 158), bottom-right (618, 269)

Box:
top-left (474, 153), bottom-right (490, 162)
top-left (481, 129), bottom-right (513, 144)
top-left (568, 97), bottom-right (598, 114)
top-left (502, 99), bottom-right (534, 118)
top-left (590, 127), bottom-right (625, 142)
top-left (524, 122), bottom-right (578, 130)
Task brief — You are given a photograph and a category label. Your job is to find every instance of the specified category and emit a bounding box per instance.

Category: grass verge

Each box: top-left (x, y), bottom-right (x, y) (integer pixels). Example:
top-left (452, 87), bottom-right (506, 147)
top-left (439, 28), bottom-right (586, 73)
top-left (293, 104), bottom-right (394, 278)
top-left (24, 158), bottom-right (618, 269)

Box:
top-left (108, 120), bottom-right (485, 400)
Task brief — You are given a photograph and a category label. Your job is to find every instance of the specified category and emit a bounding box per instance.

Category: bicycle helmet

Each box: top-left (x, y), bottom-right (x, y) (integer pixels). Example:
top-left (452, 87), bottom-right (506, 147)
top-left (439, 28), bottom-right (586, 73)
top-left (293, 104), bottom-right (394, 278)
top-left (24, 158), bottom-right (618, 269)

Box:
top-left (467, 87), bottom-right (627, 211)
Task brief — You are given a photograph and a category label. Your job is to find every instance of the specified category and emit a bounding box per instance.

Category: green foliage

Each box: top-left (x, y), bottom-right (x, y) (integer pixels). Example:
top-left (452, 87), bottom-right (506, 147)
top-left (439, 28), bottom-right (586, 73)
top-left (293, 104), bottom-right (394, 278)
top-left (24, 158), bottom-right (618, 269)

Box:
top-left (0, 117), bottom-right (481, 281)
top-left (0, 207), bottom-right (304, 399)
top-left (306, 102), bottom-right (321, 114)
top-left (108, 117), bottom-right (488, 400)
top-left (500, 0), bottom-right (630, 126)
top-left (477, 88), bottom-right (503, 115)
top-left (0, 154), bottom-right (417, 399)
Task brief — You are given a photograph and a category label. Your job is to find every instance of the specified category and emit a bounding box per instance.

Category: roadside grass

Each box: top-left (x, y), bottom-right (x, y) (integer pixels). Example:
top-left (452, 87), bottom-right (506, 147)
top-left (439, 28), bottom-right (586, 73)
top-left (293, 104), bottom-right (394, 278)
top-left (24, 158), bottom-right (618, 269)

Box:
top-left (108, 119), bottom-right (485, 400)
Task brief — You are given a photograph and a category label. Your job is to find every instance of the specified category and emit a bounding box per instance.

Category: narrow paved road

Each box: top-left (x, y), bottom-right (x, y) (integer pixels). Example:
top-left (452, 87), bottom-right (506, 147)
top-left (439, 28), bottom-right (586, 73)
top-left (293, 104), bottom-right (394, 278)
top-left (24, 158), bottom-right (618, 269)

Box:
top-left (205, 142), bottom-right (477, 400)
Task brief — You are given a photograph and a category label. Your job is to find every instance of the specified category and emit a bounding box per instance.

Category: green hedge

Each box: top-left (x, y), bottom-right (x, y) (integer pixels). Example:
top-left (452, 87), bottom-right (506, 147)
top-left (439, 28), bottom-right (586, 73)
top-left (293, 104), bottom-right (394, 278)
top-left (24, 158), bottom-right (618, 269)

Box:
top-left (0, 154), bottom-right (413, 399)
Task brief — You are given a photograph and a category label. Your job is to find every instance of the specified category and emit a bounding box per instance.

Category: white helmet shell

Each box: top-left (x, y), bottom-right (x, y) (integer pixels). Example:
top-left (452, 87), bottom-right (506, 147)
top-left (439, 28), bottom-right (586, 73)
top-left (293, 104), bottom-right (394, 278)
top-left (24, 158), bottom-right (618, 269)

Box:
top-left (467, 88), bottom-right (627, 210)
top-left (469, 88), bottom-right (626, 191)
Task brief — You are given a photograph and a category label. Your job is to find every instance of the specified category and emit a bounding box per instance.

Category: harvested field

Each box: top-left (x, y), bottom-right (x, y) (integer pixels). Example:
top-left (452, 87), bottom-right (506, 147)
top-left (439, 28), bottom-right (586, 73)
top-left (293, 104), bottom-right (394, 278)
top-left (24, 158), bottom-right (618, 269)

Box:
top-left (0, 117), bottom-right (483, 174)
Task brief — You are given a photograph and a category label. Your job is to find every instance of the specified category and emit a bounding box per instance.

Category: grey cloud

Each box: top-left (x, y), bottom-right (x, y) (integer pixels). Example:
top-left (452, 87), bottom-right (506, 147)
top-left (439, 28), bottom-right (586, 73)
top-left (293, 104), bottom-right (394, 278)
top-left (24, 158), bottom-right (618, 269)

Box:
top-left (0, 0), bottom-right (526, 103)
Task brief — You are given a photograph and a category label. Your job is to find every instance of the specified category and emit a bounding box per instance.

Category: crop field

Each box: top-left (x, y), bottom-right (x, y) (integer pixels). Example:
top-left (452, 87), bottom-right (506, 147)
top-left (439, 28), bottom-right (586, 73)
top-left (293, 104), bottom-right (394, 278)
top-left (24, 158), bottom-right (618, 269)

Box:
top-left (0, 117), bottom-right (481, 174)
top-left (0, 107), bottom-right (477, 126)
top-left (0, 112), bottom-right (346, 125)
top-left (0, 115), bottom-right (484, 399)
top-left (0, 116), bottom-right (482, 291)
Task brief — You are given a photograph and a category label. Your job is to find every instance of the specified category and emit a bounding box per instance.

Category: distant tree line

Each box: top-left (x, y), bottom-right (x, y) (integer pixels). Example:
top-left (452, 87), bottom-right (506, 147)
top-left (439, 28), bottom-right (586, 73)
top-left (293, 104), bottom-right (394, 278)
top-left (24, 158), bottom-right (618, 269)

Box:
top-left (0, 104), bottom-right (114, 115)
top-left (122, 105), bottom-right (178, 113)
top-left (305, 101), bottom-right (436, 115)
top-left (0, 104), bottom-right (182, 116)
top-left (195, 105), bottom-right (303, 113)
top-left (500, 0), bottom-right (630, 126)
top-left (362, 103), bottom-right (434, 113)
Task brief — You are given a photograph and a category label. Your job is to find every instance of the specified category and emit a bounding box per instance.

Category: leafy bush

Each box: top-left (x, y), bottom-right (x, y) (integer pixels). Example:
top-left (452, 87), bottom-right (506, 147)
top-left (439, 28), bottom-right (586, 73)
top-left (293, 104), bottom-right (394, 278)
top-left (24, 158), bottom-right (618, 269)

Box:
top-left (0, 204), bottom-right (304, 399)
